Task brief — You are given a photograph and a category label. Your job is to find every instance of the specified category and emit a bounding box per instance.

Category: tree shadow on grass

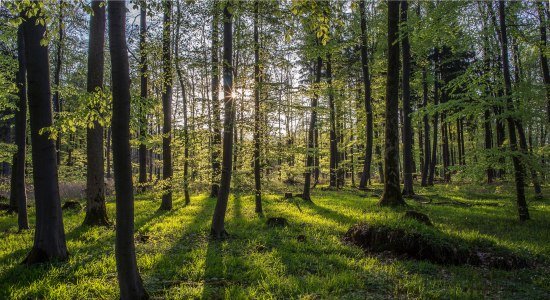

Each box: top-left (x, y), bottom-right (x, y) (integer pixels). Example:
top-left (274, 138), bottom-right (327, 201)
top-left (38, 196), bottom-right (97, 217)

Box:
top-left (302, 201), bottom-right (357, 226)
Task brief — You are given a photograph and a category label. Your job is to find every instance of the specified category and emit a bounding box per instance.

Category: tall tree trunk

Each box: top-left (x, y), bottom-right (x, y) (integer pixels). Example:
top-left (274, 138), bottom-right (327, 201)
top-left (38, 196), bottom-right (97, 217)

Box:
top-left (108, 1), bottom-right (149, 298)
top-left (210, 1), bottom-right (221, 198)
top-left (53, 0), bottom-right (63, 165)
top-left (159, 0), bottom-right (173, 211)
top-left (253, 0), bottom-right (263, 214)
top-left (537, 2), bottom-right (550, 123)
top-left (327, 53), bottom-right (338, 188)
top-left (10, 23), bottom-right (29, 230)
top-left (211, 1), bottom-right (234, 238)
top-left (22, 9), bottom-right (68, 264)
top-left (106, 126), bottom-right (112, 178)
top-left (498, 0), bottom-right (529, 221)
top-left (420, 68), bottom-right (430, 187)
top-left (84, 0), bottom-right (109, 227)
top-left (400, 0), bottom-right (414, 196)
top-left (138, 1), bottom-right (148, 189)
top-left (175, 0), bottom-right (190, 205)
top-left (302, 57), bottom-right (323, 202)
top-left (428, 50), bottom-right (439, 186)
top-left (358, 0), bottom-right (373, 190)
top-left (379, 0), bottom-right (405, 206)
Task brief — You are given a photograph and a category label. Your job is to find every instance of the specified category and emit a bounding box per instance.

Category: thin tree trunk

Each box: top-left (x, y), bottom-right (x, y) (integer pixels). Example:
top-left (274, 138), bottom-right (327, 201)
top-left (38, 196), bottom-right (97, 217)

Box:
top-left (379, 0), bottom-right (405, 206)
top-left (421, 68), bottom-right (430, 187)
top-left (358, 0), bottom-right (373, 190)
top-left (211, 1), bottom-right (234, 238)
top-left (302, 57), bottom-right (323, 202)
top-left (159, 0), bottom-right (173, 211)
top-left (84, 0), bottom-right (109, 227)
top-left (537, 2), bottom-right (550, 123)
top-left (253, 0), bottom-right (263, 214)
top-left (10, 23), bottom-right (29, 230)
top-left (53, 0), bottom-right (63, 165)
top-left (22, 9), bottom-right (68, 264)
top-left (498, 0), bottom-right (529, 221)
top-left (108, 1), bottom-right (149, 298)
top-left (327, 53), bottom-right (338, 188)
top-left (428, 49), bottom-right (439, 186)
top-left (175, 0), bottom-right (190, 205)
top-left (138, 2), bottom-right (148, 190)
top-left (400, 0), bottom-right (414, 196)
top-left (210, 1), bottom-right (221, 198)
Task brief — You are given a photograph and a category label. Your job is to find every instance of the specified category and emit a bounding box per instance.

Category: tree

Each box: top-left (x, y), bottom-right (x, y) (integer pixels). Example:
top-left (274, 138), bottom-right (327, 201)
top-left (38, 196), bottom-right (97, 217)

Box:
top-left (159, 0), bottom-right (173, 211)
top-left (175, 0), bottom-right (190, 205)
top-left (400, 0), bottom-right (414, 196)
top-left (210, 0), bottom-right (222, 198)
top-left (53, 0), bottom-right (63, 164)
top-left (83, 0), bottom-right (109, 227)
top-left (9, 22), bottom-right (29, 230)
top-left (302, 56), bottom-right (323, 202)
top-left (253, 0), bottom-right (263, 214)
top-left (358, 0), bottom-right (373, 190)
top-left (498, 0), bottom-right (529, 221)
top-left (537, 2), bottom-right (550, 123)
top-left (22, 6), bottom-right (68, 264)
top-left (420, 67), bottom-right (430, 187)
top-left (327, 52), bottom-right (338, 189)
top-left (211, 0), bottom-right (234, 238)
top-left (379, 0), bottom-right (405, 206)
top-left (107, 0), bottom-right (149, 298)
top-left (138, 1), bottom-right (148, 190)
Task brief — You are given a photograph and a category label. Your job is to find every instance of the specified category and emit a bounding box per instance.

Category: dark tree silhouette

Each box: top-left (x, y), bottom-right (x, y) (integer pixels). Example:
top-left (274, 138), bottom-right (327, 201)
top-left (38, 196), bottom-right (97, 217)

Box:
top-left (138, 1), bottom-right (148, 190)
top-left (253, 0), bottom-right (263, 214)
top-left (9, 23), bottom-right (29, 230)
top-left (327, 53), bottom-right (338, 188)
top-left (358, 0), bottom-right (373, 190)
top-left (498, 0), bottom-right (529, 221)
top-left (22, 9), bottom-right (68, 264)
top-left (379, 0), bottom-right (405, 206)
top-left (159, 0), bottom-right (173, 211)
top-left (210, 0), bottom-right (222, 198)
top-left (108, 1), bottom-right (149, 298)
top-left (211, 1), bottom-right (234, 238)
top-left (84, 0), bottom-right (109, 227)
top-left (400, 0), bottom-right (414, 196)
top-left (302, 56), bottom-right (323, 202)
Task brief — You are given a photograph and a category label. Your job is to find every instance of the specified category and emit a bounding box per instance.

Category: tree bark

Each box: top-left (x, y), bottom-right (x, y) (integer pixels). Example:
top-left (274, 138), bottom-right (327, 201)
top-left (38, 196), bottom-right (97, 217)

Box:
top-left (84, 0), bottom-right (109, 227)
top-left (175, 0), bottom-right (190, 205)
top-left (53, 0), bottom-right (63, 165)
top-left (302, 57), bottom-right (323, 202)
top-left (159, 0), bottom-right (173, 211)
top-left (22, 9), bottom-right (68, 264)
top-left (138, 1), bottom-right (148, 189)
top-left (420, 68), bottom-right (430, 187)
top-left (327, 54), bottom-right (338, 188)
top-left (379, 0), bottom-right (405, 206)
top-left (108, 1), bottom-right (149, 298)
top-left (498, 0), bottom-right (529, 221)
top-left (400, 0), bottom-right (414, 196)
top-left (358, 0), bottom-right (373, 190)
top-left (210, 0), bottom-right (222, 198)
top-left (10, 23), bottom-right (29, 230)
top-left (211, 1), bottom-right (234, 238)
top-left (253, 0), bottom-right (263, 214)
top-left (537, 2), bottom-right (550, 123)
top-left (428, 49), bottom-right (440, 186)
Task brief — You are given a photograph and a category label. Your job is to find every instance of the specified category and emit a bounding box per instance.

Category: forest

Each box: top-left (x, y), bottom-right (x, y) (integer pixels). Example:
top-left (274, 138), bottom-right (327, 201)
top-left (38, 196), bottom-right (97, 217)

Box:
top-left (0, 0), bottom-right (549, 299)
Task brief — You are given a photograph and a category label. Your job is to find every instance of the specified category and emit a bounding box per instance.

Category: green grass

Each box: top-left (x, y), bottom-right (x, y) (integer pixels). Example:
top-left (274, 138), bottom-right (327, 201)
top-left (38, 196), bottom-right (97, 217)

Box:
top-left (1, 184), bottom-right (549, 299)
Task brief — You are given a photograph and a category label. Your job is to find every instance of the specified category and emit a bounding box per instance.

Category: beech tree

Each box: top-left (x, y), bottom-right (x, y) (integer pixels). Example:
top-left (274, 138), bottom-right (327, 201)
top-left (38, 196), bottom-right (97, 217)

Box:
top-left (108, 0), bottom-right (149, 298)
top-left (379, 0), bottom-right (405, 207)
top-left (211, 0), bottom-right (234, 238)
top-left (83, 0), bottom-right (109, 227)
top-left (22, 5), bottom-right (68, 264)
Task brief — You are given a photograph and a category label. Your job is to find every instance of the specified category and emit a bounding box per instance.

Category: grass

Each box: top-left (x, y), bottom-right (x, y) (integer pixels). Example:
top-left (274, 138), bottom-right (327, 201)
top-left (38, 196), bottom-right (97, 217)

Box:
top-left (0, 183), bottom-right (549, 299)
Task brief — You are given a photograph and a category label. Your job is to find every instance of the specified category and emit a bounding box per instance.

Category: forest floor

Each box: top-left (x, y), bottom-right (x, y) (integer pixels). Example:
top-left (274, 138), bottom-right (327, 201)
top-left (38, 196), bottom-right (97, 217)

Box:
top-left (0, 183), bottom-right (549, 299)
